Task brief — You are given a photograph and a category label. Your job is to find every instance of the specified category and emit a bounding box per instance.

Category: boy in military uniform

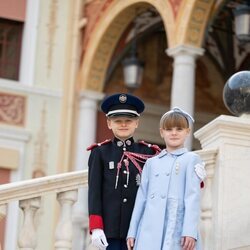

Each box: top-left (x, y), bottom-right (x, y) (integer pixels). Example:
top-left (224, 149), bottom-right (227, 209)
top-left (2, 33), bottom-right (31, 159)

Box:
top-left (88, 93), bottom-right (160, 250)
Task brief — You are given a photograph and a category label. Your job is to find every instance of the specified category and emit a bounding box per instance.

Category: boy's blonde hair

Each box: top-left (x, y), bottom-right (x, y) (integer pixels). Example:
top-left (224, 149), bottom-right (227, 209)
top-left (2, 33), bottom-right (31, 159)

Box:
top-left (160, 112), bottom-right (189, 129)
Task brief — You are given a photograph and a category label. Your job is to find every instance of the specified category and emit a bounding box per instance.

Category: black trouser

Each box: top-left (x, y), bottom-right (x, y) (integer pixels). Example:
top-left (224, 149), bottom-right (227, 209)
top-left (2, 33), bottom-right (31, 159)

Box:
top-left (107, 238), bottom-right (127, 250)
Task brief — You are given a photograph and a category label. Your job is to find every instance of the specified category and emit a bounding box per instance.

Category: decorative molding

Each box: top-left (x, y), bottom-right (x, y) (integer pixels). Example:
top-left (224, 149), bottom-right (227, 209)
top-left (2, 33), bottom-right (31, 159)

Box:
top-left (0, 92), bottom-right (27, 126)
top-left (87, 10), bottom-right (134, 91)
top-left (32, 102), bottom-right (49, 178)
top-left (84, 0), bottom-right (115, 49)
top-left (0, 79), bottom-right (62, 98)
top-left (0, 127), bottom-right (30, 143)
top-left (195, 148), bottom-right (218, 165)
top-left (185, 0), bottom-right (213, 46)
top-left (194, 115), bottom-right (250, 148)
top-left (167, 44), bottom-right (204, 57)
top-left (46, 0), bottom-right (59, 77)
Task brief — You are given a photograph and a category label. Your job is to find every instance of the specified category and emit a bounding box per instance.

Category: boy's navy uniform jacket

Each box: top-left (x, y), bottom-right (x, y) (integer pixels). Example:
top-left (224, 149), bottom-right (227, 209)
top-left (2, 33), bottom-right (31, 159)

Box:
top-left (87, 137), bottom-right (160, 239)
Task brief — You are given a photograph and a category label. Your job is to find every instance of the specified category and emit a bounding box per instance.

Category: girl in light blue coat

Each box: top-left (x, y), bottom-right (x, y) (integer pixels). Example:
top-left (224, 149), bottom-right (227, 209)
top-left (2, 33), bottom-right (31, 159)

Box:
top-left (127, 107), bottom-right (206, 250)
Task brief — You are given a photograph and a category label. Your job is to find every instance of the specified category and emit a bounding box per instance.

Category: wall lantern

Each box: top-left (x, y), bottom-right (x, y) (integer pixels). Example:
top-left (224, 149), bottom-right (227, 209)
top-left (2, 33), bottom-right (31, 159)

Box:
top-left (122, 52), bottom-right (144, 92)
top-left (234, 4), bottom-right (250, 43)
top-left (122, 20), bottom-right (144, 92)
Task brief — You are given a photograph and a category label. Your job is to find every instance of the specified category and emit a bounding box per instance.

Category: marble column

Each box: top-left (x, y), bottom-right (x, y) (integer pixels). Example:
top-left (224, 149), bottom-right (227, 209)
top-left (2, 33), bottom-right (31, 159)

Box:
top-left (72, 90), bottom-right (104, 250)
top-left (166, 45), bottom-right (204, 149)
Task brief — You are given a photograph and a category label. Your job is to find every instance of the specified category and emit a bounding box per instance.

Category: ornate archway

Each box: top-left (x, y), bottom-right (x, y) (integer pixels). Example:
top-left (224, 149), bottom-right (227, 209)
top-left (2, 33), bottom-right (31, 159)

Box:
top-left (79, 0), bottom-right (175, 92)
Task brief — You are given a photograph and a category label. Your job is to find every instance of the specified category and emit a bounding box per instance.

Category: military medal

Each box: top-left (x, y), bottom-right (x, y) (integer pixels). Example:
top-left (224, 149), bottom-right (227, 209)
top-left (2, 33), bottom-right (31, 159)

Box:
top-left (136, 173), bottom-right (141, 186)
top-left (109, 161), bottom-right (114, 169)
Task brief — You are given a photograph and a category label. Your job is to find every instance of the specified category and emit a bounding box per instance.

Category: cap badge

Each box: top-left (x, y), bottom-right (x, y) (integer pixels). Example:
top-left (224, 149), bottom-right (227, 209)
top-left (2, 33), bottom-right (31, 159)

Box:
top-left (119, 94), bottom-right (127, 103)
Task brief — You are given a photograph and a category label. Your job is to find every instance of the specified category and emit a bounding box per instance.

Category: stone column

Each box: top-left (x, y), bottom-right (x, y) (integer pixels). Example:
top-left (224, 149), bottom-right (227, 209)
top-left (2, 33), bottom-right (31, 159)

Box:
top-left (166, 45), bottom-right (204, 149)
top-left (194, 115), bottom-right (250, 249)
top-left (19, 0), bottom-right (40, 86)
top-left (72, 90), bottom-right (104, 250)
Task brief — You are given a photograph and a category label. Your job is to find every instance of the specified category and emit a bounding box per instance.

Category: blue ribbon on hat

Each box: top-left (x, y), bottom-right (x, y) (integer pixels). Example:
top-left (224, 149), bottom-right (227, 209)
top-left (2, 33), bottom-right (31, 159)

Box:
top-left (162, 107), bottom-right (194, 125)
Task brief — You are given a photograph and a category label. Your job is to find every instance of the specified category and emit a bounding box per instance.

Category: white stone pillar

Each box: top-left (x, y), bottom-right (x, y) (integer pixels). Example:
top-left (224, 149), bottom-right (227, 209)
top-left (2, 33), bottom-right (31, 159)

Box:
top-left (194, 115), bottom-right (250, 250)
top-left (72, 90), bottom-right (104, 250)
top-left (19, 0), bottom-right (40, 86)
top-left (166, 45), bottom-right (204, 149)
top-left (74, 90), bottom-right (105, 171)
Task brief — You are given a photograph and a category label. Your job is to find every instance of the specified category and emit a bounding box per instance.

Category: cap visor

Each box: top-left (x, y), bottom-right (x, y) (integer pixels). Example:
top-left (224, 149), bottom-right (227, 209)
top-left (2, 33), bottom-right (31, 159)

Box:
top-left (107, 112), bottom-right (139, 118)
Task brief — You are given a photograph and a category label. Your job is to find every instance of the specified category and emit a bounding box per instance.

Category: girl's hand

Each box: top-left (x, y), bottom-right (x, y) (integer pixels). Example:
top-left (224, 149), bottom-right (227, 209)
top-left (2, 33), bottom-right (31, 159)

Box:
top-left (181, 236), bottom-right (195, 250)
top-left (127, 237), bottom-right (135, 250)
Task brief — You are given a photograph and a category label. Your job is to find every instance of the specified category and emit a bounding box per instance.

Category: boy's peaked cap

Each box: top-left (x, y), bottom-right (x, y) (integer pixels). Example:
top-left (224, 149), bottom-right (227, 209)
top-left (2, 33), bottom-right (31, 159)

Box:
top-left (101, 93), bottom-right (145, 117)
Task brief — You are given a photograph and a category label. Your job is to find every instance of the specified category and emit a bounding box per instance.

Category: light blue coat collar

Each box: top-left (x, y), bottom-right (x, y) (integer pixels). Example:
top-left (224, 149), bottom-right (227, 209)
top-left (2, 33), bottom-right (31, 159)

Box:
top-left (158, 147), bottom-right (188, 158)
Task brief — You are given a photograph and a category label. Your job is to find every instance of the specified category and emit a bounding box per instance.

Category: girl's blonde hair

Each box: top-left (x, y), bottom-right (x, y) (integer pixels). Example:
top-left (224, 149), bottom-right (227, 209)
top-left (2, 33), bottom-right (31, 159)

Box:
top-left (160, 112), bottom-right (189, 129)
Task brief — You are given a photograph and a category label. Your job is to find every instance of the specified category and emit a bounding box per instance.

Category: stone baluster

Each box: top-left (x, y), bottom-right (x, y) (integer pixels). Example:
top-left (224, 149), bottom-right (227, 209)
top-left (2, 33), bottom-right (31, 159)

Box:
top-left (200, 161), bottom-right (215, 250)
top-left (55, 190), bottom-right (78, 250)
top-left (0, 204), bottom-right (7, 250)
top-left (18, 197), bottom-right (41, 250)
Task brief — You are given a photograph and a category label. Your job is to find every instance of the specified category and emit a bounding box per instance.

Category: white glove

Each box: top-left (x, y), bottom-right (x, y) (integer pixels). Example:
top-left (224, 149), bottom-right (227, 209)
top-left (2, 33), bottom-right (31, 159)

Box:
top-left (91, 229), bottom-right (108, 250)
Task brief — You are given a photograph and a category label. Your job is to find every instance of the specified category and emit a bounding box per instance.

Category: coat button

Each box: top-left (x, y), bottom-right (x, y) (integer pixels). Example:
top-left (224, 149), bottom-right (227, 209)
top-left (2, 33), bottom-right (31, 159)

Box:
top-left (166, 173), bottom-right (170, 176)
top-left (150, 194), bottom-right (155, 199)
top-left (123, 198), bottom-right (127, 203)
top-left (124, 184), bottom-right (128, 188)
top-left (123, 170), bottom-right (127, 174)
top-left (155, 173), bottom-right (159, 177)
top-left (161, 195), bottom-right (166, 199)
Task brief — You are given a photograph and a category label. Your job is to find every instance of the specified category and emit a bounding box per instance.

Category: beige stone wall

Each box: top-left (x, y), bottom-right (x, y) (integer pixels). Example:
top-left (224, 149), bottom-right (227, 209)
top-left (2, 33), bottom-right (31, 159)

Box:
top-left (34, 0), bottom-right (73, 90)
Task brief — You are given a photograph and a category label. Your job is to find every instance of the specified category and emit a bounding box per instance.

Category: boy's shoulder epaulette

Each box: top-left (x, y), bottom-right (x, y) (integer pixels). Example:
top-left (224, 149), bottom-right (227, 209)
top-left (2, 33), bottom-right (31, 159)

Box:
top-left (138, 140), bottom-right (161, 153)
top-left (87, 139), bottom-right (112, 151)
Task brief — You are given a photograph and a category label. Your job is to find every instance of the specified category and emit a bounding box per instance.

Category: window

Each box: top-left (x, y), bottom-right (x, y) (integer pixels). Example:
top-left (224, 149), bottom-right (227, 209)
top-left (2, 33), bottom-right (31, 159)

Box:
top-left (0, 18), bottom-right (23, 80)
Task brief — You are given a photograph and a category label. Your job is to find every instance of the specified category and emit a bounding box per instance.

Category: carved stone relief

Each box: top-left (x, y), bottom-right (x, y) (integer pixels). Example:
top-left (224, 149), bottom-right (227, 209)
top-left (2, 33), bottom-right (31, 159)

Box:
top-left (0, 92), bottom-right (26, 126)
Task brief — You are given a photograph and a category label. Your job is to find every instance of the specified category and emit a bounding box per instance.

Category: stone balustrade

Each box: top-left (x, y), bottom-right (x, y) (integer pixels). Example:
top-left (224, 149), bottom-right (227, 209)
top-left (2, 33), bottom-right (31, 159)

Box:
top-left (0, 156), bottom-right (218, 250)
top-left (0, 146), bottom-right (228, 249)
top-left (1, 115), bottom-right (249, 249)
top-left (0, 170), bottom-right (88, 250)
